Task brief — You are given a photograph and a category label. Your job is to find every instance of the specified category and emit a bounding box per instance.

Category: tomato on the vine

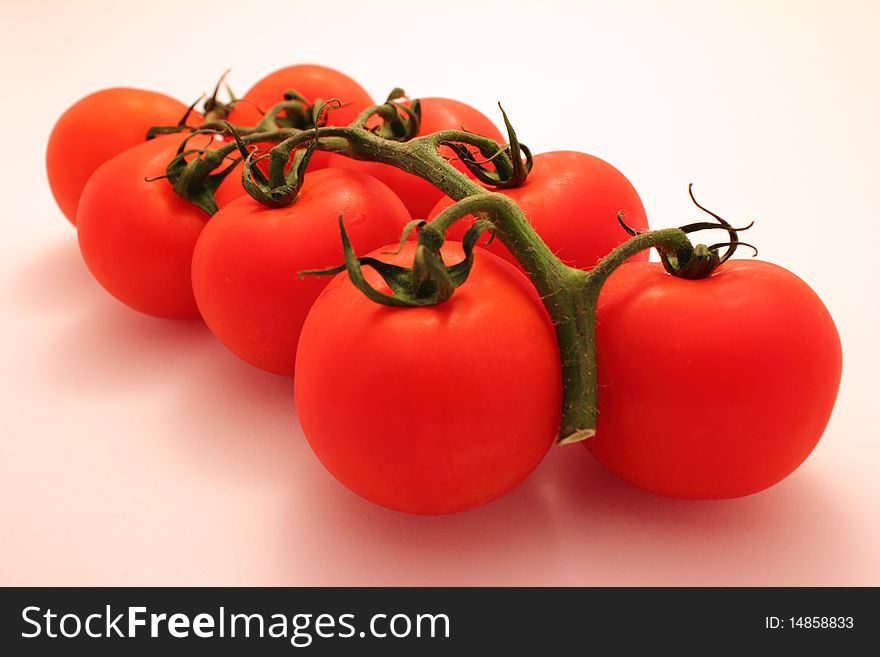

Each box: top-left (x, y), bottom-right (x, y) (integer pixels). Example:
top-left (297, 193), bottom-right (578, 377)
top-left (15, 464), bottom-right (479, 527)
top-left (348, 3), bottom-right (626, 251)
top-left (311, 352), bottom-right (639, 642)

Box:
top-left (588, 259), bottom-right (842, 499)
top-left (192, 168), bottom-right (412, 375)
top-left (430, 150), bottom-right (649, 270)
top-left (294, 241), bottom-right (562, 514)
top-left (229, 63), bottom-right (373, 128)
top-left (327, 97), bottom-right (505, 219)
top-left (76, 133), bottom-right (246, 319)
top-left (47, 88), bottom-right (194, 224)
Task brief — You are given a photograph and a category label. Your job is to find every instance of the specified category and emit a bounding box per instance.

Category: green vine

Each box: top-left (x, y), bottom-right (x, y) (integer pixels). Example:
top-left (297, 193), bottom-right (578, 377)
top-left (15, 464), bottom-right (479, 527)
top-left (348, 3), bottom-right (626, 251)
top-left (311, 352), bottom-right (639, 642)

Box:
top-left (158, 92), bottom-right (752, 444)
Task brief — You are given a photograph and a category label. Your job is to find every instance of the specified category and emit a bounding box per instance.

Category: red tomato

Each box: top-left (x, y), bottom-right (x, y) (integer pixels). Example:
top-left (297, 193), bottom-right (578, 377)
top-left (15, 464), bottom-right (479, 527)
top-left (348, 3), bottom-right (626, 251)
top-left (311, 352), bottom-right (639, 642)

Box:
top-left (224, 103), bottom-right (264, 127)
top-left (47, 88), bottom-right (193, 224)
top-left (430, 151), bottom-right (649, 270)
top-left (235, 63), bottom-right (373, 127)
top-left (327, 97), bottom-right (505, 219)
top-left (77, 134), bottom-right (245, 319)
top-left (294, 242), bottom-right (562, 514)
top-left (588, 260), bottom-right (842, 499)
top-left (192, 169), bottom-right (412, 375)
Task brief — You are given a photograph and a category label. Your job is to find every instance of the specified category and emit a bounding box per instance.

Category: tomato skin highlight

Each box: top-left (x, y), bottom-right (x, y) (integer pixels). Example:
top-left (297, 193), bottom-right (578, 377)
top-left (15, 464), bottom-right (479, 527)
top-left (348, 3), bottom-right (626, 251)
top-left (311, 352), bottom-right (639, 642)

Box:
top-left (294, 242), bottom-right (562, 515)
top-left (76, 134), bottom-right (244, 319)
top-left (237, 63), bottom-right (373, 127)
top-left (327, 97), bottom-right (505, 219)
top-left (589, 260), bottom-right (843, 499)
top-left (192, 169), bottom-right (412, 376)
top-left (47, 88), bottom-right (192, 225)
top-left (430, 150), bottom-right (649, 270)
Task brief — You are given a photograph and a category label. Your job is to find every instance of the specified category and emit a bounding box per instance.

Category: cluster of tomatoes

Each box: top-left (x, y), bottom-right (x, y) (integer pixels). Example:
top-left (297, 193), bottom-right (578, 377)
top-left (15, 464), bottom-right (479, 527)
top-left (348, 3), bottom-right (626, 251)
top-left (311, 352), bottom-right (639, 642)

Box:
top-left (46, 64), bottom-right (843, 515)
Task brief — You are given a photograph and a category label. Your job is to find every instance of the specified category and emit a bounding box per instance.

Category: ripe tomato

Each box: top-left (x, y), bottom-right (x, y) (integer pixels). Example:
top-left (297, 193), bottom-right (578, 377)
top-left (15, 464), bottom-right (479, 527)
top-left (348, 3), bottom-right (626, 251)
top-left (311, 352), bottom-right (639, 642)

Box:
top-left (231, 63), bottom-right (373, 127)
top-left (588, 260), bottom-right (842, 499)
top-left (327, 97), bottom-right (505, 219)
top-left (429, 151), bottom-right (649, 270)
top-left (76, 134), bottom-right (246, 319)
top-left (192, 169), bottom-right (412, 375)
top-left (294, 242), bottom-right (562, 514)
top-left (46, 88), bottom-right (193, 225)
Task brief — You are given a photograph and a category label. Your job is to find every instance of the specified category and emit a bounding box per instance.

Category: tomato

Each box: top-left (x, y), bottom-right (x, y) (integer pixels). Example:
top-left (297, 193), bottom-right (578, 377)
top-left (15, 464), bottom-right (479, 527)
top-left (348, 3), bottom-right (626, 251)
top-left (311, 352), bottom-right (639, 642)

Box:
top-left (46, 88), bottom-right (194, 225)
top-left (192, 169), bottom-right (412, 375)
top-left (429, 151), bottom-right (649, 270)
top-left (225, 64), bottom-right (374, 170)
top-left (327, 97), bottom-right (505, 219)
top-left (294, 241), bottom-right (562, 514)
top-left (76, 134), bottom-right (246, 319)
top-left (588, 260), bottom-right (842, 499)
top-left (231, 63), bottom-right (373, 128)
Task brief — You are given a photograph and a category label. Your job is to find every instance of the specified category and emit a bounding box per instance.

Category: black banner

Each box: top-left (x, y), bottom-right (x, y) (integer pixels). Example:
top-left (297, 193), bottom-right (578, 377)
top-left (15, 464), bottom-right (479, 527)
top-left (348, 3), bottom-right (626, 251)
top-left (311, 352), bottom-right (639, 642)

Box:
top-left (0, 587), bottom-right (874, 654)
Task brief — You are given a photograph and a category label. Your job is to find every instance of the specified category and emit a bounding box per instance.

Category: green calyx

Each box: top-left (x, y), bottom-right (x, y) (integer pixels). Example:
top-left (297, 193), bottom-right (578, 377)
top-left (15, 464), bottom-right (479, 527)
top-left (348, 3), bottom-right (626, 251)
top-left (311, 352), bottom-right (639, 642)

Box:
top-left (351, 88), bottom-right (421, 142)
top-left (443, 104), bottom-right (532, 188)
top-left (660, 244), bottom-right (723, 280)
top-left (618, 184), bottom-right (757, 280)
top-left (159, 132), bottom-right (242, 216)
top-left (275, 90), bottom-right (315, 129)
top-left (226, 122), bottom-right (313, 208)
top-left (263, 90), bottom-right (354, 132)
top-left (300, 217), bottom-right (495, 307)
top-left (151, 94), bottom-right (327, 216)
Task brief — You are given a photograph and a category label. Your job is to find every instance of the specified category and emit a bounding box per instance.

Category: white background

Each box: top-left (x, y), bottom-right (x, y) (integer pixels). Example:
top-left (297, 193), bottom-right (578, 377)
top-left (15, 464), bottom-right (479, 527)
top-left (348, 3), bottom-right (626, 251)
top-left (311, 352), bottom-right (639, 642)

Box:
top-left (1, 0), bottom-right (878, 585)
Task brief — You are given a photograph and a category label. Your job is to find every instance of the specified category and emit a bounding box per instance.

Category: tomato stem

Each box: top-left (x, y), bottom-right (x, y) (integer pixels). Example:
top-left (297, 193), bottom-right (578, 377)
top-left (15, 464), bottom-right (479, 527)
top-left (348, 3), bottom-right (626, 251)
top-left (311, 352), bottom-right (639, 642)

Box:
top-left (167, 99), bottom-right (708, 444)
